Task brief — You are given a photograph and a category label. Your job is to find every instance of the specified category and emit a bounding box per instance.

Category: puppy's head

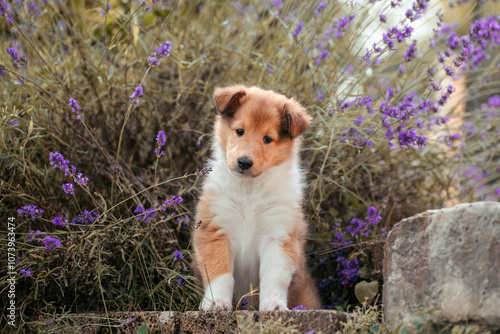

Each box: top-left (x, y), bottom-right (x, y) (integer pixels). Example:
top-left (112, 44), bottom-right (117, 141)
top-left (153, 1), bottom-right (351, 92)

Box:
top-left (213, 85), bottom-right (311, 178)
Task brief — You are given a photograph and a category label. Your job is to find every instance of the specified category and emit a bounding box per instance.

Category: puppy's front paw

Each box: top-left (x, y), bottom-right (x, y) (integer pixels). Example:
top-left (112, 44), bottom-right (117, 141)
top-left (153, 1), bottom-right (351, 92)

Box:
top-left (200, 297), bottom-right (232, 311)
top-left (259, 299), bottom-right (288, 311)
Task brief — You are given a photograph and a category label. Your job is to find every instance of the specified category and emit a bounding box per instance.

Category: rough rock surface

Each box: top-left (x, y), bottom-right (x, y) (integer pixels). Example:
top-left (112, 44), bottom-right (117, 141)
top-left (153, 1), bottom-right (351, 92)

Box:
top-left (383, 201), bottom-right (500, 331)
top-left (68, 310), bottom-right (350, 333)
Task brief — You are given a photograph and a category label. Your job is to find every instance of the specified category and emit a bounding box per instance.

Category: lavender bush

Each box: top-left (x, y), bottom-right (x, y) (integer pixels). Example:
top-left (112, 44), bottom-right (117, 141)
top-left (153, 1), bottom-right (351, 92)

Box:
top-left (1, 0), bottom-right (499, 331)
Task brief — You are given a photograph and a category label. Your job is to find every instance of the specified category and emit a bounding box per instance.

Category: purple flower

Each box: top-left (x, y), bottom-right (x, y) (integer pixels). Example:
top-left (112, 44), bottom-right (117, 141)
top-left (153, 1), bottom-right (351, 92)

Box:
top-left (6, 47), bottom-right (27, 64)
top-left (177, 275), bottom-right (185, 286)
top-left (155, 41), bottom-right (173, 58)
top-left (488, 95), bottom-right (500, 108)
top-left (62, 183), bottom-right (74, 195)
top-left (385, 87), bottom-right (395, 101)
top-left (155, 130), bottom-right (166, 158)
top-left (156, 131), bottom-right (167, 146)
top-left (314, 2), bottom-right (328, 15)
top-left (28, 230), bottom-right (42, 242)
top-left (293, 22), bottom-right (303, 38)
top-left (195, 166), bottom-right (213, 176)
top-left (429, 78), bottom-right (442, 91)
top-left (444, 65), bottom-right (456, 76)
top-left (292, 305), bottom-right (308, 310)
top-left (160, 196), bottom-right (184, 211)
top-left (49, 152), bottom-right (70, 171)
top-left (379, 14), bottom-right (386, 23)
top-left (6, 47), bottom-right (20, 62)
top-left (74, 173), bottom-right (89, 186)
top-left (398, 128), bottom-right (427, 149)
top-left (173, 250), bottom-right (184, 261)
top-left (52, 217), bottom-right (68, 227)
top-left (317, 90), bottom-right (324, 101)
top-left (398, 64), bottom-right (406, 73)
top-left (17, 205), bottom-right (44, 219)
top-left (403, 41), bottom-right (417, 62)
top-left (134, 206), bottom-right (156, 224)
top-left (447, 32), bottom-right (461, 50)
top-left (330, 15), bottom-right (355, 38)
top-left (130, 86), bottom-right (143, 104)
top-left (71, 210), bottom-right (99, 224)
top-left (148, 55), bottom-right (160, 66)
top-left (20, 268), bottom-right (32, 277)
top-left (43, 236), bottom-right (61, 250)
top-left (69, 97), bottom-right (82, 120)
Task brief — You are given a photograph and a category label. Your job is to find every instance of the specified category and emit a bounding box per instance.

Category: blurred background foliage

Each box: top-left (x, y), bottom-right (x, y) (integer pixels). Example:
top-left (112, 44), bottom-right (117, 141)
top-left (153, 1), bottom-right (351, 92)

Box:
top-left (0, 0), bottom-right (499, 332)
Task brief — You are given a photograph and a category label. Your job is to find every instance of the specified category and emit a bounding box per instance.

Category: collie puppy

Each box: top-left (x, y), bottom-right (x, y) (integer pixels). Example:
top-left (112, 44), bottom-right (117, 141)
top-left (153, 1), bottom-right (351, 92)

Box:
top-left (192, 85), bottom-right (321, 311)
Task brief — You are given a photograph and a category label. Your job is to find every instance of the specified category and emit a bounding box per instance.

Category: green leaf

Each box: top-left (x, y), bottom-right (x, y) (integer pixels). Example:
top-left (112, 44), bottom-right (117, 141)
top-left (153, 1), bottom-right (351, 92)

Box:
top-left (137, 323), bottom-right (148, 334)
top-left (358, 266), bottom-right (370, 279)
top-left (108, 65), bottom-right (114, 80)
top-left (355, 280), bottom-right (379, 305)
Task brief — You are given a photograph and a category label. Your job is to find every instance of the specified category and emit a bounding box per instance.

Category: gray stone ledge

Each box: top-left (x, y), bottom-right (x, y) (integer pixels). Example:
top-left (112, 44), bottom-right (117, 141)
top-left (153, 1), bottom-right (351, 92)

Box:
top-left (70, 310), bottom-right (351, 333)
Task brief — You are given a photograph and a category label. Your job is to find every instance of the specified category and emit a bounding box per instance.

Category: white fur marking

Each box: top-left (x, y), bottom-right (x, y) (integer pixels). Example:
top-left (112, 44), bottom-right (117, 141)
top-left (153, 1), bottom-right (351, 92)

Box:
top-left (200, 273), bottom-right (235, 311)
top-left (201, 142), bottom-right (304, 308)
top-left (258, 240), bottom-right (295, 310)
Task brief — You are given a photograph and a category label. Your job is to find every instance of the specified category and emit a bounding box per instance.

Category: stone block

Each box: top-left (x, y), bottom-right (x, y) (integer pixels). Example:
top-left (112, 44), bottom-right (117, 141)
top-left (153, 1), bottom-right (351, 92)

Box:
top-left (383, 201), bottom-right (500, 330)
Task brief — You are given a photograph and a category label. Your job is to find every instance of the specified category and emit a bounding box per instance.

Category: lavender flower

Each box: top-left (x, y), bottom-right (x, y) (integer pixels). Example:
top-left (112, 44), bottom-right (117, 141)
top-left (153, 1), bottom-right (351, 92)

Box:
top-left (148, 55), bottom-right (160, 66)
top-left (317, 90), bottom-right (324, 101)
top-left (134, 205), bottom-right (156, 224)
top-left (69, 97), bottom-right (82, 120)
top-left (160, 196), bottom-right (184, 211)
top-left (62, 183), bottom-right (74, 195)
top-left (429, 78), bottom-right (442, 91)
top-left (330, 15), bottom-right (356, 38)
top-left (292, 305), bottom-right (308, 310)
top-left (20, 268), bottom-right (32, 277)
top-left (155, 130), bottom-right (166, 158)
top-left (71, 210), bottom-right (100, 224)
top-left (314, 1), bottom-right (328, 15)
top-left (447, 31), bottom-right (461, 50)
top-left (195, 166), bottom-right (213, 176)
top-left (6, 47), bottom-right (27, 64)
top-left (379, 14), bottom-right (386, 23)
top-left (444, 65), bottom-right (455, 76)
top-left (155, 41), bottom-right (173, 58)
top-left (17, 205), bottom-right (44, 219)
top-left (130, 86), bottom-right (143, 104)
top-left (6, 47), bottom-right (20, 61)
top-left (52, 217), bottom-right (68, 227)
top-left (43, 236), bottom-right (61, 250)
top-left (28, 230), bottom-right (42, 242)
top-left (173, 250), bottom-right (184, 261)
top-left (403, 41), bottom-right (417, 62)
top-left (49, 151), bottom-right (70, 171)
top-left (293, 22), bottom-right (303, 38)
top-left (398, 128), bottom-right (427, 149)
top-left (148, 41), bottom-right (173, 67)
top-left (74, 173), bottom-right (89, 186)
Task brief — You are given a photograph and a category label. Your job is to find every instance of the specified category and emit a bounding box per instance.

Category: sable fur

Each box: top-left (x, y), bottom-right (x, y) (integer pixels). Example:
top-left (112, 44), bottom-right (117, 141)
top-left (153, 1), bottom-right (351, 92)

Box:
top-left (192, 85), bottom-right (321, 311)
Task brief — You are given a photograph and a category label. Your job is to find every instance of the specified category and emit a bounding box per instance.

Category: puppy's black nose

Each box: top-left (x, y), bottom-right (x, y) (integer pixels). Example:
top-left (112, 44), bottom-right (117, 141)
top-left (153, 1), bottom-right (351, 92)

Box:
top-left (237, 157), bottom-right (253, 171)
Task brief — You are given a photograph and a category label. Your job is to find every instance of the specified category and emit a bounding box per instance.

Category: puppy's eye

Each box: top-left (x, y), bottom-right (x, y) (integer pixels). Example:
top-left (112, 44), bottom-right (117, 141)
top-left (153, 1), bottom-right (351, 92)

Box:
top-left (263, 136), bottom-right (273, 144)
top-left (236, 129), bottom-right (244, 136)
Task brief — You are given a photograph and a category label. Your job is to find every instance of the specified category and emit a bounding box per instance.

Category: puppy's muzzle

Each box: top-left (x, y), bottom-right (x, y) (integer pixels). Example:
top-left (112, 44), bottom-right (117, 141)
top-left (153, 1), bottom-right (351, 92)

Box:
top-left (237, 157), bottom-right (253, 172)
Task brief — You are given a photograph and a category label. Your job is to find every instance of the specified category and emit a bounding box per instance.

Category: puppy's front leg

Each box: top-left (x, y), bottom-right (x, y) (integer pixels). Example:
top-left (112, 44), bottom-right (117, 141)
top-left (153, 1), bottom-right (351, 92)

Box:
top-left (258, 236), bottom-right (298, 311)
top-left (193, 222), bottom-right (234, 311)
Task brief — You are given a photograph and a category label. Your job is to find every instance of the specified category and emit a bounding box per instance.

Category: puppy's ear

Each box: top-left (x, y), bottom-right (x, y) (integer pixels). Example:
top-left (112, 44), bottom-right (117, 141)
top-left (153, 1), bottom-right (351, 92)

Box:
top-left (281, 99), bottom-right (312, 140)
top-left (213, 85), bottom-right (247, 118)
